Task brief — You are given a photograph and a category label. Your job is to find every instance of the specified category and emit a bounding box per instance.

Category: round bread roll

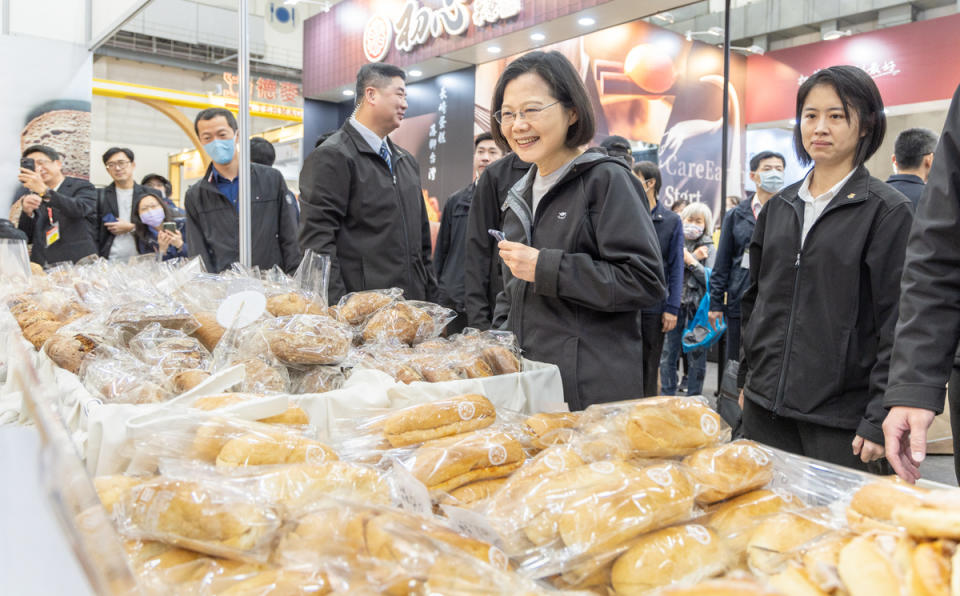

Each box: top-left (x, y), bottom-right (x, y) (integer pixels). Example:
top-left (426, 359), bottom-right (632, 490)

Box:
top-left (768, 564), bottom-right (832, 596)
top-left (747, 512), bottom-right (832, 575)
top-left (362, 302), bottom-right (434, 346)
top-left (683, 440), bottom-right (774, 505)
top-left (266, 315), bottom-right (353, 365)
top-left (296, 365), bottom-right (345, 394)
top-left (846, 479), bottom-right (928, 533)
top-left (611, 524), bottom-right (729, 594)
top-left (338, 291), bottom-right (396, 325)
top-left (836, 535), bottom-right (901, 596)
top-left (481, 345), bottom-right (521, 375)
top-left (892, 502), bottom-right (960, 539)
top-left (215, 432), bottom-right (338, 468)
top-left (171, 369), bottom-right (211, 393)
top-left (626, 396), bottom-right (729, 457)
top-left (383, 394), bottom-right (496, 447)
top-left (17, 309), bottom-right (57, 331)
top-left (45, 334), bottom-right (95, 374)
top-left (237, 358), bottom-right (288, 393)
top-left (191, 311), bottom-right (225, 351)
top-left (266, 292), bottom-right (329, 317)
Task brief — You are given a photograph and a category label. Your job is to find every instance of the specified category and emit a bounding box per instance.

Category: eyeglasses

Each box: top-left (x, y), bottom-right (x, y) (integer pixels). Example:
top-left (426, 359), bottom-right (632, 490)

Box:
top-left (105, 160), bottom-right (131, 170)
top-left (493, 101), bottom-right (561, 125)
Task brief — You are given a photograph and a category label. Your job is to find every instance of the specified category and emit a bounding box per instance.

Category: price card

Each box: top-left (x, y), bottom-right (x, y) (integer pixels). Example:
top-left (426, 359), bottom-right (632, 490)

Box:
top-left (440, 504), bottom-right (503, 547)
top-left (389, 460), bottom-right (431, 517)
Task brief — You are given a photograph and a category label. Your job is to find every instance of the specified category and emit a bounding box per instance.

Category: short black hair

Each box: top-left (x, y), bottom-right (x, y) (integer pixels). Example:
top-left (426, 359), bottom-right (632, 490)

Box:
top-left (474, 131), bottom-right (494, 149)
top-left (793, 65), bottom-right (886, 167)
top-left (749, 150), bottom-right (785, 172)
top-left (894, 127), bottom-right (938, 169)
top-left (490, 51), bottom-right (596, 151)
top-left (22, 145), bottom-right (59, 162)
top-left (355, 63), bottom-right (406, 106)
top-left (194, 108), bottom-right (238, 136)
top-left (633, 161), bottom-right (662, 197)
top-left (600, 135), bottom-right (633, 166)
top-left (102, 147), bottom-right (134, 165)
top-left (249, 137), bottom-right (276, 166)
top-left (141, 174), bottom-right (171, 196)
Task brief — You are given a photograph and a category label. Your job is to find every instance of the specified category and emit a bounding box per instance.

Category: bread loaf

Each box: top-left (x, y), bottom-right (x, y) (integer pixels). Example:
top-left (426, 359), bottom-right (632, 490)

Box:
top-left (94, 475), bottom-right (144, 513)
top-left (445, 478), bottom-right (506, 506)
top-left (611, 524), bottom-right (728, 594)
top-left (266, 314), bottom-right (353, 365)
top-left (909, 541), bottom-right (951, 596)
top-left (683, 440), bottom-right (773, 505)
top-left (215, 432), bottom-right (338, 468)
top-left (383, 394), bottom-right (495, 447)
top-left (747, 512), bottom-right (832, 575)
top-left (171, 369), bottom-right (211, 393)
top-left (660, 578), bottom-right (781, 595)
top-left (481, 345), bottom-right (521, 375)
top-left (846, 479), bottom-right (928, 533)
top-left (191, 312), bottom-right (225, 351)
top-left (626, 397), bottom-right (729, 457)
top-left (768, 564), bottom-right (832, 596)
top-left (266, 292), bottom-right (329, 317)
top-left (523, 412), bottom-right (579, 449)
top-left (237, 358), bottom-right (287, 393)
top-left (409, 429), bottom-right (523, 493)
top-left (362, 302), bottom-right (434, 345)
top-left (836, 535), bottom-right (902, 596)
top-left (44, 333), bottom-right (96, 373)
top-left (339, 291), bottom-right (395, 325)
top-left (256, 462), bottom-right (390, 511)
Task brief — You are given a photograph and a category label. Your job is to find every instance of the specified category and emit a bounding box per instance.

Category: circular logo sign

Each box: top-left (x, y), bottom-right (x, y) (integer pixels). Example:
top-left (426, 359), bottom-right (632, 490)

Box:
top-left (458, 401), bottom-right (476, 421)
top-left (700, 413), bottom-right (720, 436)
top-left (686, 524), bottom-right (712, 545)
top-left (646, 466), bottom-right (674, 487)
top-left (363, 14), bottom-right (393, 63)
top-left (488, 444), bottom-right (508, 466)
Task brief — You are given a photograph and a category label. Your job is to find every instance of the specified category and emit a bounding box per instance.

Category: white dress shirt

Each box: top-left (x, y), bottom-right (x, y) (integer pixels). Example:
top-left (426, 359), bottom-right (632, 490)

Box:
top-left (349, 116), bottom-right (389, 158)
top-left (797, 168), bottom-right (857, 246)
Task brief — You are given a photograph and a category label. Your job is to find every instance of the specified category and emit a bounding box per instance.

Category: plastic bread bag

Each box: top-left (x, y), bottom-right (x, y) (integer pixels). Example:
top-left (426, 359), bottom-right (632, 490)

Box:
top-left (292, 249), bottom-right (331, 309)
top-left (261, 314), bottom-right (354, 366)
top-left (121, 539), bottom-right (265, 595)
top-left (290, 364), bottom-right (345, 394)
top-left (700, 488), bottom-right (808, 561)
top-left (105, 294), bottom-right (200, 342)
top-left (80, 344), bottom-right (173, 404)
top-left (681, 440), bottom-right (776, 506)
top-left (453, 327), bottom-right (524, 375)
top-left (112, 474), bottom-right (282, 563)
top-left (404, 350), bottom-right (469, 383)
top-left (129, 323), bottom-right (212, 376)
top-left (574, 395), bottom-right (731, 460)
top-left (360, 300), bottom-right (456, 346)
top-left (336, 287), bottom-right (404, 326)
top-left (264, 289), bottom-right (334, 318)
top-left (344, 341), bottom-right (425, 384)
top-left (190, 393), bottom-right (311, 427)
top-left (210, 323), bottom-right (290, 394)
top-left (0, 236), bottom-right (31, 281)
top-left (521, 412), bottom-right (581, 451)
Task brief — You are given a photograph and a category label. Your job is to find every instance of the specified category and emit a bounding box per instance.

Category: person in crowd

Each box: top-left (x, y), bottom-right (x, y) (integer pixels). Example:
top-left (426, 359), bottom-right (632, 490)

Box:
top-left (708, 150), bottom-right (786, 367)
top-left (463, 149), bottom-right (531, 330)
top-left (434, 132), bottom-right (503, 334)
top-left (490, 50), bottom-right (665, 410)
top-left (882, 84), bottom-right (960, 484)
top-left (670, 198), bottom-right (688, 214)
top-left (738, 65), bottom-right (912, 471)
top-left (599, 135), bottom-right (634, 167)
top-left (16, 145), bottom-right (98, 265)
top-left (885, 127), bottom-right (938, 210)
top-left (97, 147), bottom-right (161, 260)
top-left (725, 195), bottom-right (741, 212)
top-left (249, 136), bottom-right (300, 220)
top-left (184, 108), bottom-right (301, 273)
top-left (130, 192), bottom-right (187, 260)
top-left (141, 173), bottom-right (183, 217)
top-left (659, 202), bottom-right (715, 396)
top-left (634, 161), bottom-right (683, 397)
top-left (298, 63), bottom-right (436, 302)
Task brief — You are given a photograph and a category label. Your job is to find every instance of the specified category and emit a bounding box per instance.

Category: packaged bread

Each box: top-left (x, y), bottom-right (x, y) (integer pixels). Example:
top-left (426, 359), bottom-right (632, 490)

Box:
top-left (44, 332), bottom-right (97, 374)
top-left (264, 314), bottom-right (353, 365)
top-left (362, 301), bottom-right (452, 346)
top-left (255, 462), bottom-right (391, 511)
top-left (129, 324), bottom-right (211, 375)
top-left (747, 512), bottom-right (833, 575)
top-left (107, 300), bottom-right (199, 338)
top-left (236, 357), bottom-right (288, 393)
top-left (846, 478), bottom-right (929, 533)
top-left (892, 497), bottom-right (960, 540)
top-left (294, 365), bottom-right (345, 394)
top-left (215, 430), bottom-right (338, 468)
top-left (683, 440), bottom-right (774, 505)
top-left (338, 289), bottom-right (400, 325)
top-left (266, 291), bottom-right (331, 317)
top-left (610, 524), bottom-right (730, 594)
top-left (706, 489), bottom-right (801, 544)
top-left (444, 478), bottom-right (507, 506)
top-left (273, 506), bottom-right (372, 565)
top-left (117, 477), bottom-right (280, 561)
top-left (217, 568), bottom-right (331, 596)
top-left (660, 577), bottom-right (782, 595)
top-left (836, 535), bottom-right (903, 596)
top-left (23, 319), bottom-right (64, 349)
top-left (15, 308), bottom-right (57, 330)
top-left (768, 564), bottom-right (832, 596)
top-left (908, 540), bottom-right (952, 596)
top-left (800, 532), bottom-right (855, 593)
top-left (523, 412), bottom-right (579, 450)
top-left (624, 396), bottom-right (729, 457)
top-left (191, 311), bottom-right (225, 351)
top-left (481, 344), bottom-right (522, 375)
top-left (259, 406), bottom-right (310, 426)
top-left (407, 429), bottom-right (524, 494)
top-left (94, 475), bottom-right (146, 513)
top-left (382, 394), bottom-right (496, 447)
top-left (170, 369), bottom-right (211, 393)
top-left (409, 356), bottom-right (467, 383)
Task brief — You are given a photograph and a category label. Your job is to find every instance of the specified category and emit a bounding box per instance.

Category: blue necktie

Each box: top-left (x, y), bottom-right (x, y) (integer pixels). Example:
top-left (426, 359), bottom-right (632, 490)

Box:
top-left (379, 141), bottom-right (392, 173)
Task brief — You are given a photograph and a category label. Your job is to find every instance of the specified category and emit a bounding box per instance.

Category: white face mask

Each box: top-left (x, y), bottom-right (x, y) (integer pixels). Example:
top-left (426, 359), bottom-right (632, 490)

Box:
top-left (683, 223), bottom-right (704, 240)
top-left (758, 170), bottom-right (785, 193)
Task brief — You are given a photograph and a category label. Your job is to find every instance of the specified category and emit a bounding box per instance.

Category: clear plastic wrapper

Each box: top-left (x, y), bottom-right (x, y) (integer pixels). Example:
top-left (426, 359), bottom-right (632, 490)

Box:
top-left (344, 342), bottom-right (425, 384)
top-left (262, 314), bottom-right (353, 365)
top-left (105, 295), bottom-right (200, 341)
top-left (401, 428), bottom-right (525, 495)
top-left (682, 440), bottom-right (775, 505)
top-left (264, 290), bottom-right (333, 318)
top-left (210, 323), bottom-right (290, 394)
top-left (360, 300), bottom-right (456, 346)
top-left (336, 288), bottom-right (403, 326)
top-left (381, 393), bottom-right (497, 448)
top-left (522, 412), bottom-right (581, 450)
top-left (80, 345), bottom-right (173, 404)
top-left (129, 323), bottom-right (212, 376)
top-left (291, 249), bottom-right (331, 309)
top-left (452, 327), bottom-right (524, 375)
top-left (0, 236), bottom-right (31, 280)
top-left (290, 365), bottom-right (345, 394)
top-left (122, 539), bottom-right (264, 595)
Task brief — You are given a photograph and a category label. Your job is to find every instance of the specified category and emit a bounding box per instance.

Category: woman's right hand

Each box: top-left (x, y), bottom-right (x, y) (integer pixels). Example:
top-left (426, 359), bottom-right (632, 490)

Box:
top-left (683, 248), bottom-right (697, 265)
top-left (157, 229), bottom-right (173, 254)
top-left (693, 245), bottom-right (709, 261)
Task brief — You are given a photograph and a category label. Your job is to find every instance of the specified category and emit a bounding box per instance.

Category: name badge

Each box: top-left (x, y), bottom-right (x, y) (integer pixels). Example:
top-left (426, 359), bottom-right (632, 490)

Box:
top-left (740, 248), bottom-right (750, 269)
top-left (46, 223), bottom-right (60, 246)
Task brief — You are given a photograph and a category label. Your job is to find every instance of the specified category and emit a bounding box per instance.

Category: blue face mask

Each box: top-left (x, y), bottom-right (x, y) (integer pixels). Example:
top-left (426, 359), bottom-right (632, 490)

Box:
top-left (758, 169), bottom-right (785, 193)
top-left (204, 138), bottom-right (236, 165)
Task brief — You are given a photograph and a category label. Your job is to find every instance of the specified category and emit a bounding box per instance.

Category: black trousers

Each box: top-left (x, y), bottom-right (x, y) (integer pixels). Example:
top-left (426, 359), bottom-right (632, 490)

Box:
top-left (742, 398), bottom-right (890, 474)
top-left (640, 312), bottom-right (665, 397)
top-left (724, 311), bottom-right (741, 364)
top-left (948, 367), bottom-right (960, 483)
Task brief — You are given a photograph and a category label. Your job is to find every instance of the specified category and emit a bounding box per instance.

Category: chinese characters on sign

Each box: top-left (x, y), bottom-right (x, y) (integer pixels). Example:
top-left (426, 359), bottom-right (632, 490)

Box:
top-left (797, 60), bottom-right (899, 85)
top-left (427, 85), bottom-right (448, 181)
top-left (222, 72), bottom-right (301, 104)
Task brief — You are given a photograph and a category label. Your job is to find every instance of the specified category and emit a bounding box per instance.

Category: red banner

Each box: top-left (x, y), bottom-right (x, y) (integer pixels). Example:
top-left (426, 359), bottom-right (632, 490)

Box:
top-left (745, 13), bottom-right (960, 124)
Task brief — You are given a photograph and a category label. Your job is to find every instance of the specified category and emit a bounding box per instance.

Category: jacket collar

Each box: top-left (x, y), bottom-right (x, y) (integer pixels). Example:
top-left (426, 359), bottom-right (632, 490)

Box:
top-left (342, 120), bottom-right (408, 162)
top-left (505, 150), bottom-right (619, 201)
top-left (886, 173), bottom-right (924, 185)
top-left (780, 165), bottom-right (871, 209)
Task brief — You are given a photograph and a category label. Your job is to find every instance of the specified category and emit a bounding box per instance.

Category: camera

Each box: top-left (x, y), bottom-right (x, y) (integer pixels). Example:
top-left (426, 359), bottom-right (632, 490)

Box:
top-left (20, 157), bottom-right (35, 172)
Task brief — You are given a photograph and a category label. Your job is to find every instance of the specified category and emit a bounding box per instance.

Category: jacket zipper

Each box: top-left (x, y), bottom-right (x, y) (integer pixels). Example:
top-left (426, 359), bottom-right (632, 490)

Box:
top-left (773, 248), bottom-right (802, 415)
top-left (388, 154), bottom-right (414, 294)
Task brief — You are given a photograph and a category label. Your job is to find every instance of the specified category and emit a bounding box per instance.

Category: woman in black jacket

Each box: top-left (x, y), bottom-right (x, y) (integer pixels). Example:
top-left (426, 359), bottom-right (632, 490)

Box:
top-left (130, 193), bottom-right (188, 261)
top-left (489, 51), bottom-right (666, 410)
top-left (738, 65), bottom-right (913, 470)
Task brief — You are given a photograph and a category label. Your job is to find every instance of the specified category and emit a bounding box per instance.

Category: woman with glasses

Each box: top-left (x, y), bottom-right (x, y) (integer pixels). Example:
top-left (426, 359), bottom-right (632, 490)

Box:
top-left (490, 50), bottom-right (665, 410)
top-left (130, 193), bottom-right (187, 261)
top-left (738, 65), bottom-right (913, 470)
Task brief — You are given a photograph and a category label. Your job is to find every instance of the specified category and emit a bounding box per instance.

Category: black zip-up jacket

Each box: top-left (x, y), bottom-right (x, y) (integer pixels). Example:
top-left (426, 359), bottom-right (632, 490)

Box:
top-left (885, 83), bottom-right (960, 413)
top-left (16, 176), bottom-right (98, 265)
top-left (434, 181), bottom-right (474, 312)
top-left (298, 121), bottom-right (437, 302)
top-left (494, 152), bottom-right (666, 410)
top-left (739, 166), bottom-right (913, 444)
top-left (884, 173), bottom-right (924, 211)
top-left (184, 162), bottom-right (301, 274)
top-left (96, 182), bottom-right (162, 257)
top-left (710, 199), bottom-right (757, 316)
top-left (463, 153), bottom-right (532, 329)
top-left (641, 201), bottom-right (683, 316)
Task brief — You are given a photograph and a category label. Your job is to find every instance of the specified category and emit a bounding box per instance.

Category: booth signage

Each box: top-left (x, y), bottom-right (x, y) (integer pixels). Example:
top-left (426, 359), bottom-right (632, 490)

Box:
top-left (363, 0), bottom-right (522, 62)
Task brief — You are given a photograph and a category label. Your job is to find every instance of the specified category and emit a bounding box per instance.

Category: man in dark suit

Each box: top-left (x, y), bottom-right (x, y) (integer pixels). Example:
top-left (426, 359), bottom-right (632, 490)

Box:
top-left (97, 147), bottom-right (161, 259)
top-left (886, 127), bottom-right (937, 210)
top-left (16, 145), bottom-right (98, 265)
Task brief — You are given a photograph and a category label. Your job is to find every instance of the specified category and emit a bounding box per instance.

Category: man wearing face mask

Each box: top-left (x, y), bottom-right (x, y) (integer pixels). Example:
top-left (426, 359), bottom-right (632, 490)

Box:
top-left (708, 151), bottom-right (786, 367)
top-left (183, 108), bottom-right (301, 273)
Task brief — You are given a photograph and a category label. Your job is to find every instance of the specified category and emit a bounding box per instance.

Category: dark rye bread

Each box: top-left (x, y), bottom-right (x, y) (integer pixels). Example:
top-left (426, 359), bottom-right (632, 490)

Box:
top-left (21, 100), bottom-right (92, 180)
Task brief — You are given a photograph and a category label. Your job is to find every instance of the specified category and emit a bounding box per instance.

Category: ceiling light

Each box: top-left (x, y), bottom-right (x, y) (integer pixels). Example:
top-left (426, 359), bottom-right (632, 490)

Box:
top-left (686, 27), bottom-right (725, 42)
top-left (530, 32), bottom-right (546, 41)
top-left (578, 17), bottom-right (596, 26)
top-left (729, 44), bottom-right (765, 55)
top-left (487, 46), bottom-right (502, 53)
top-left (707, 26), bottom-right (724, 37)
top-left (652, 13), bottom-right (675, 24)
top-left (341, 89), bottom-right (354, 96)
top-left (408, 69), bottom-right (423, 77)
top-left (822, 29), bottom-right (852, 40)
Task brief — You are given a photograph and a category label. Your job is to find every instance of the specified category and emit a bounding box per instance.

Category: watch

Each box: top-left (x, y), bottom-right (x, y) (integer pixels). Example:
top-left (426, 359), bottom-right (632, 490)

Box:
top-left (39, 187), bottom-right (51, 200)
